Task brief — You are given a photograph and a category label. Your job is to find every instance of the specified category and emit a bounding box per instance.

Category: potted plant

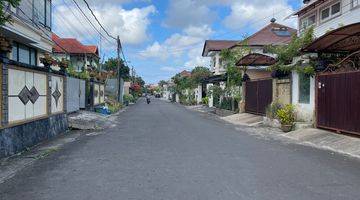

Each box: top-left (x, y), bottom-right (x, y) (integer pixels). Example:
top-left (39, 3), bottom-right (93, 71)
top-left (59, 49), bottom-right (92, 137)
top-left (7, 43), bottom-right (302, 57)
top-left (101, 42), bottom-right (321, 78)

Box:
top-left (276, 104), bottom-right (295, 132)
top-left (40, 53), bottom-right (56, 69)
top-left (0, 35), bottom-right (12, 55)
top-left (242, 73), bottom-right (250, 82)
top-left (58, 58), bottom-right (69, 73)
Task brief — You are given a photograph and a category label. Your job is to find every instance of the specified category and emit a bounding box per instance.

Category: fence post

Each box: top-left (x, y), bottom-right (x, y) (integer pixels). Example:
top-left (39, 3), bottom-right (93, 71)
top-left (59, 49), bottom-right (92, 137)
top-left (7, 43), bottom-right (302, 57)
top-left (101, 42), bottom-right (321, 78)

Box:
top-left (1, 58), bottom-right (9, 126)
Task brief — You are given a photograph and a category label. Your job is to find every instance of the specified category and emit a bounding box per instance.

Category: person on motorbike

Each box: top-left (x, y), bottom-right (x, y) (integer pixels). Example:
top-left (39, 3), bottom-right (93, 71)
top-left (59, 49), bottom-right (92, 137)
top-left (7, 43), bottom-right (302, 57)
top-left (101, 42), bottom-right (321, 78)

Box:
top-left (146, 94), bottom-right (151, 104)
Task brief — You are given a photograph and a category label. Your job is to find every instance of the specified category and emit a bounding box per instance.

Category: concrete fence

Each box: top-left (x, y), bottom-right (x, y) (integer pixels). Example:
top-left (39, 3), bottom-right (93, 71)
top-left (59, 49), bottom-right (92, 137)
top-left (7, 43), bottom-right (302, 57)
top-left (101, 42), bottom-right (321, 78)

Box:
top-left (0, 58), bottom-right (68, 158)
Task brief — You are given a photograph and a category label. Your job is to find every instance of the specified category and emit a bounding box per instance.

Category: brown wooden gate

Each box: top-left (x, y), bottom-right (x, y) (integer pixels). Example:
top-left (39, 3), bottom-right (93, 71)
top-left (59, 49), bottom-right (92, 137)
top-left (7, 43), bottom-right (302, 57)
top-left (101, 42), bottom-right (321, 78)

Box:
top-left (317, 71), bottom-right (360, 135)
top-left (245, 79), bottom-right (273, 115)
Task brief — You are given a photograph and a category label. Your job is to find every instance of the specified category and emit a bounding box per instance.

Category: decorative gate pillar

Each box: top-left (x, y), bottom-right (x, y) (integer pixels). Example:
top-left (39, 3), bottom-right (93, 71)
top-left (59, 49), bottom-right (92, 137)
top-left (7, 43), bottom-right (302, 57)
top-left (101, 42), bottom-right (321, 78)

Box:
top-left (207, 83), bottom-right (213, 107)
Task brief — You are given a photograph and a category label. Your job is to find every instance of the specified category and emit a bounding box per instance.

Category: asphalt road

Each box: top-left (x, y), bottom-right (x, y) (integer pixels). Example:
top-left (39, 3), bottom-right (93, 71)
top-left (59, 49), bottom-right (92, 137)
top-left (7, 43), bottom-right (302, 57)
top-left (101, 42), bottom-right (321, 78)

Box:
top-left (1, 98), bottom-right (360, 200)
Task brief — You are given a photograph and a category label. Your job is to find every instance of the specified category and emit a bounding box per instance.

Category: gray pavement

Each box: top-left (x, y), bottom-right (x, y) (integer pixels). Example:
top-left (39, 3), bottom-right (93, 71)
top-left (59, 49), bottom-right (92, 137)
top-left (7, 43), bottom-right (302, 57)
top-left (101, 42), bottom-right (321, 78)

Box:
top-left (1, 98), bottom-right (360, 200)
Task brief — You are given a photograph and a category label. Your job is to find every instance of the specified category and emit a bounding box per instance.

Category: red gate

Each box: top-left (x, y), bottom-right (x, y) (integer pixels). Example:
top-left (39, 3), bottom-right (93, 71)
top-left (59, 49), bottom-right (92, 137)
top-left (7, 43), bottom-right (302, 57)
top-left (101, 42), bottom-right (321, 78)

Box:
top-left (245, 79), bottom-right (273, 115)
top-left (317, 71), bottom-right (360, 135)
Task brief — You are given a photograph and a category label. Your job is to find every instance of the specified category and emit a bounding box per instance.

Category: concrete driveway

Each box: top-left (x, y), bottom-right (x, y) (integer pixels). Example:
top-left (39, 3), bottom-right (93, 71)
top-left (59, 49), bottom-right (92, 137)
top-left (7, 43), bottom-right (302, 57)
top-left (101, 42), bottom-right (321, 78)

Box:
top-left (1, 98), bottom-right (360, 200)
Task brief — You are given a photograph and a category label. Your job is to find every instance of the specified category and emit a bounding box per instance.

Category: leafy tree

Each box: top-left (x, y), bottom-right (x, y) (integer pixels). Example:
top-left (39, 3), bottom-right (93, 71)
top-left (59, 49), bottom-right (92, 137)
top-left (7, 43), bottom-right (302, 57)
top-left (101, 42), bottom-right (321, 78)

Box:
top-left (103, 58), bottom-right (130, 80)
top-left (190, 66), bottom-right (211, 85)
top-left (134, 76), bottom-right (145, 87)
top-left (158, 80), bottom-right (168, 87)
top-left (0, 0), bottom-right (21, 26)
top-left (172, 73), bottom-right (194, 93)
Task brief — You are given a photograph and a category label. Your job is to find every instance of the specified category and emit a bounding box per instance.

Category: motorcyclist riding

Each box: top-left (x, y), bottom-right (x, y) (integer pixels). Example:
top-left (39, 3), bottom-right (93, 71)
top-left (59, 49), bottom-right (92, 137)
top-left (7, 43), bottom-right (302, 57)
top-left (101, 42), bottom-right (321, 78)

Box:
top-left (146, 94), bottom-right (151, 104)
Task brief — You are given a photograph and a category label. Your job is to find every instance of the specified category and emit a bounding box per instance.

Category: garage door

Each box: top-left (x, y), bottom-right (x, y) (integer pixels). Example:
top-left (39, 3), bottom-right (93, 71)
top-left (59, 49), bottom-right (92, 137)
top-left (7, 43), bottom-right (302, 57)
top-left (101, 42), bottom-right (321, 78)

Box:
top-left (245, 79), bottom-right (273, 115)
top-left (317, 71), bottom-right (360, 135)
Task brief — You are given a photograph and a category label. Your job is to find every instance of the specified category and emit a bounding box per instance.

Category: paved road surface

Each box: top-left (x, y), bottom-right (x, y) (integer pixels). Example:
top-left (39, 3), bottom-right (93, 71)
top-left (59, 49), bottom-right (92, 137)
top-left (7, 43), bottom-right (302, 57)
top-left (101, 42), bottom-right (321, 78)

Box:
top-left (1, 98), bottom-right (360, 200)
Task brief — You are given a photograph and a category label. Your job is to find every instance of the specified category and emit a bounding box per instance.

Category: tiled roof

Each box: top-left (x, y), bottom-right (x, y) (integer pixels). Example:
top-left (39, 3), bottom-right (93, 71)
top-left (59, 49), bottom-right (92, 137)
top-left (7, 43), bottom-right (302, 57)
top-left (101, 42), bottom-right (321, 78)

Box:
top-left (52, 33), bottom-right (99, 56)
top-left (202, 40), bottom-right (239, 57)
top-left (237, 22), bottom-right (297, 47)
top-left (180, 70), bottom-right (191, 77)
top-left (291, 0), bottom-right (321, 16)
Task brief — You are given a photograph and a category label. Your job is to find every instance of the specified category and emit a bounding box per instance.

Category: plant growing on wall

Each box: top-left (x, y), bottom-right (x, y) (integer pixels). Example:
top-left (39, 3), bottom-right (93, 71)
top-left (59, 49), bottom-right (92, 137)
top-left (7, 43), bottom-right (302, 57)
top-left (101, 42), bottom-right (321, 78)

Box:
top-left (266, 27), bottom-right (314, 78)
top-left (0, 0), bottom-right (21, 26)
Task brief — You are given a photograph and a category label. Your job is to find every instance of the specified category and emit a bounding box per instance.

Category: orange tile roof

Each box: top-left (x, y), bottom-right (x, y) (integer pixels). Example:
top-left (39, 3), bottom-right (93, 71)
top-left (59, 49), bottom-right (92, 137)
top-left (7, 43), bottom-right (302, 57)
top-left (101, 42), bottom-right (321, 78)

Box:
top-left (52, 33), bottom-right (99, 56)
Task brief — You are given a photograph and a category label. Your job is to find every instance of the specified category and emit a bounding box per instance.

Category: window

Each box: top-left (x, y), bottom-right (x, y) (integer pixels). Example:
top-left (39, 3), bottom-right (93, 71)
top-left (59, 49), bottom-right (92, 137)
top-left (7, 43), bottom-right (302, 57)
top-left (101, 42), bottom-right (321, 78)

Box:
top-left (352, 0), bottom-right (359, 8)
top-left (17, 0), bottom-right (33, 21)
top-left (331, 2), bottom-right (341, 15)
top-left (22, 0), bottom-right (52, 29)
top-left (45, 0), bottom-right (51, 27)
top-left (300, 14), bottom-right (316, 32)
top-left (320, 2), bottom-right (341, 22)
top-left (11, 42), bottom-right (37, 66)
top-left (321, 8), bottom-right (330, 20)
top-left (19, 44), bottom-right (30, 64)
top-left (298, 73), bottom-right (310, 104)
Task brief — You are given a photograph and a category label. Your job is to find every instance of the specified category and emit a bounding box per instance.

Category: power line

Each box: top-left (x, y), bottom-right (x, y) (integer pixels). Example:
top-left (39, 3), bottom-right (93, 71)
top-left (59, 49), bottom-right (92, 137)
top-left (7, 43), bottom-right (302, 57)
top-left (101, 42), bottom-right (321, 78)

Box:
top-left (15, 4), bottom-right (70, 55)
top-left (81, 0), bottom-right (117, 40)
top-left (71, 0), bottom-right (113, 45)
top-left (79, 0), bottom-right (128, 65)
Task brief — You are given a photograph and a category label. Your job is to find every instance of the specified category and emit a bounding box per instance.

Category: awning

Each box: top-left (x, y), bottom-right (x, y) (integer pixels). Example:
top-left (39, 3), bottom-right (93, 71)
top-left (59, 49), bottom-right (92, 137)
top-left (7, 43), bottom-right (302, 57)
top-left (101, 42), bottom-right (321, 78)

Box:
top-left (302, 23), bottom-right (360, 53)
top-left (236, 53), bottom-right (276, 66)
top-left (202, 74), bottom-right (227, 84)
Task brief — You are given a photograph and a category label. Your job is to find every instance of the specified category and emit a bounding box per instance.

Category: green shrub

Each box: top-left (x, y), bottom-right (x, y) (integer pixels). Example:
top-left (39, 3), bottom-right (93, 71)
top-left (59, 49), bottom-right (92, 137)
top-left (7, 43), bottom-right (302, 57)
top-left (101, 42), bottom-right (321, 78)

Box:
top-left (266, 102), bottom-right (283, 119)
top-left (276, 104), bottom-right (295, 125)
top-left (202, 97), bottom-right (209, 105)
top-left (123, 94), bottom-right (134, 103)
top-left (108, 102), bottom-right (123, 113)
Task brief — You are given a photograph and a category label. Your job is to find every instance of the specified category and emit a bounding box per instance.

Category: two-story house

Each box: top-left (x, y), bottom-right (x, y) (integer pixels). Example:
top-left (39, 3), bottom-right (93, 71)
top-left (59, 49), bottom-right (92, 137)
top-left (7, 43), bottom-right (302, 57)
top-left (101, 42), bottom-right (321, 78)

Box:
top-left (294, 0), bottom-right (360, 37)
top-left (1, 0), bottom-right (53, 66)
top-left (231, 21), bottom-right (296, 115)
top-left (292, 0), bottom-right (360, 133)
top-left (290, 0), bottom-right (360, 124)
top-left (52, 34), bottom-right (100, 72)
top-left (0, 0), bottom-right (69, 158)
top-left (202, 40), bottom-right (239, 75)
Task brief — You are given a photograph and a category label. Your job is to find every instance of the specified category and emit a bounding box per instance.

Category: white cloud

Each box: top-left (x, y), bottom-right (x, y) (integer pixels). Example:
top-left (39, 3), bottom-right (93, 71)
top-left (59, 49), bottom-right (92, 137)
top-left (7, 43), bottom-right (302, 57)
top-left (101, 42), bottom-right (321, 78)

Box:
top-left (163, 0), bottom-right (216, 28)
top-left (160, 66), bottom-right (177, 72)
top-left (223, 0), bottom-right (297, 30)
top-left (52, 2), bottom-right (156, 46)
top-left (139, 25), bottom-right (213, 61)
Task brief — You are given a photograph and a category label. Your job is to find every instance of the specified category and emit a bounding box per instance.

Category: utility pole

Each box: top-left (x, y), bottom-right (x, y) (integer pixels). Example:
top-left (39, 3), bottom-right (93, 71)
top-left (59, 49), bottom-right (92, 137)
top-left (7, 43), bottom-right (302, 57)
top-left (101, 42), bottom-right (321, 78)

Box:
top-left (117, 35), bottom-right (123, 103)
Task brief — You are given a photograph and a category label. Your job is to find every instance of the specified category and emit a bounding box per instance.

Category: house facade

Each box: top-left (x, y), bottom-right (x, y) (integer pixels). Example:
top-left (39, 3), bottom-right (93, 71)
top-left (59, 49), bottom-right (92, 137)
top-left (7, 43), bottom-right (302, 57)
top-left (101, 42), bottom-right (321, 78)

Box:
top-left (52, 34), bottom-right (100, 72)
top-left (296, 0), bottom-right (360, 37)
top-left (202, 40), bottom-right (239, 75)
top-left (0, 0), bottom-right (68, 158)
top-left (291, 0), bottom-right (360, 122)
top-left (233, 21), bottom-right (297, 115)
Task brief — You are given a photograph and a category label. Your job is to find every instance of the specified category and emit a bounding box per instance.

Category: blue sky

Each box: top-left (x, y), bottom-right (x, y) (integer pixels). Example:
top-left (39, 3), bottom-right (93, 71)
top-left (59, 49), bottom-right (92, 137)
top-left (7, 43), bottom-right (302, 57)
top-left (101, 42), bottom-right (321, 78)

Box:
top-left (53, 0), bottom-right (303, 84)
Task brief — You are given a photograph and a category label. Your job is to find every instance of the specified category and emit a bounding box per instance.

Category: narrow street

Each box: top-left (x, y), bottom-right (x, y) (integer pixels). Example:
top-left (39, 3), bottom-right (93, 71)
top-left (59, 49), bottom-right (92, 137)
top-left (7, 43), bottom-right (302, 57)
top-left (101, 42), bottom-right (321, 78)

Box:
top-left (1, 99), bottom-right (360, 200)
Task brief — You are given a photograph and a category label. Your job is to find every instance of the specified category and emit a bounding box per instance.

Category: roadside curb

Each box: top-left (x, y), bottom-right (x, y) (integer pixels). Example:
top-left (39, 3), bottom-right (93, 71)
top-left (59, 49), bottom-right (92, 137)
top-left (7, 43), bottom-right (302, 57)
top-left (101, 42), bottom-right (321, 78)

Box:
top-left (186, 105), bottom-right (360, 160)
top-left (0, 131), bottom-right (82, 184)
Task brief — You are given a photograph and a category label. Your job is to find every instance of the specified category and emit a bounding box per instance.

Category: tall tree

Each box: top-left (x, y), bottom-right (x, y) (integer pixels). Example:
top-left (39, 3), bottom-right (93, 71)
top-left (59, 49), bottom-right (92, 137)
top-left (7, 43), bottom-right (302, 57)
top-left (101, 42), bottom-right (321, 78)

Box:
top-left (158, 80), bottom-right (168, 87)
top-left (0, 0), bottom-right (21, 26)
top-left (103, 58), bottom-right (130, 80)
top-left (190, 66), bottom-right (211, 85)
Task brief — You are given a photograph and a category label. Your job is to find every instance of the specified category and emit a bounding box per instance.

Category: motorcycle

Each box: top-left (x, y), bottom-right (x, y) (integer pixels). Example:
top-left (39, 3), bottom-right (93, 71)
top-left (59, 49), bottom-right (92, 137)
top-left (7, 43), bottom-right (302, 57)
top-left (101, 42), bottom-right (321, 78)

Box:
top-left (146, 97), bottom-right (151, 104)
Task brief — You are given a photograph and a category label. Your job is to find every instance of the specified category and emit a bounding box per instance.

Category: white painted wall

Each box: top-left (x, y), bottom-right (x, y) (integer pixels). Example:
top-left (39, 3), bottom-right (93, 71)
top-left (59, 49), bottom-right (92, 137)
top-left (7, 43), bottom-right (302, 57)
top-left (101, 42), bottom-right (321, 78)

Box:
top-left (207, 83), bottom-right (214, 107)
top-left (209, 52), bottom-right (226, 75)
top-left (195, 85), bottom-right (202, 104)
top-left (291, 71), bottom-right (316, 122)
top-left (8, 69), bottom-right (47, 123)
